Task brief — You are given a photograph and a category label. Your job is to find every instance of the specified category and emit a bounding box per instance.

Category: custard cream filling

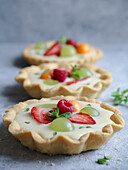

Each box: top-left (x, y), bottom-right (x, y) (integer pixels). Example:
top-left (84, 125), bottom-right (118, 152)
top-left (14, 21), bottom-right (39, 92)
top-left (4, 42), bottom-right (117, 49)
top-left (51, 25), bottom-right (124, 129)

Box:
top-left (29, 70), bottom-right (101, 90)
top-left (15, 100), bottom-right (114, 140)
top-left (29, 47), bottom-right (96, 61)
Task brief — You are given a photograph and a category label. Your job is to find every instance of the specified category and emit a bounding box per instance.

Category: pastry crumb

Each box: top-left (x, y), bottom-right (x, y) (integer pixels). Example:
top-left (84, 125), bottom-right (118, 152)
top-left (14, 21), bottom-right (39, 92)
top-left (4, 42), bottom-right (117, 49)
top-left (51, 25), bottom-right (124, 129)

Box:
top-left (117, 158), bottom-right (122, 161)
top-left (50, 163), bottom-right (55, 166)
top-left (114, 148), bottom-right (119, 151)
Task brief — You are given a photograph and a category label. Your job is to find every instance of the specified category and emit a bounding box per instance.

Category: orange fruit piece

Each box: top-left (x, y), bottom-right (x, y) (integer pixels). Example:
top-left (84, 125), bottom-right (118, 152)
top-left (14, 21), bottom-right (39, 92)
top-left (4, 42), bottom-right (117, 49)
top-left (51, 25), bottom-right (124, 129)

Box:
top-left (69, 100), bottom-right (82, 112)
top-left (76, 43), bottom-right (91, 54)
top-left (40, 72), bottom-right (51, 79)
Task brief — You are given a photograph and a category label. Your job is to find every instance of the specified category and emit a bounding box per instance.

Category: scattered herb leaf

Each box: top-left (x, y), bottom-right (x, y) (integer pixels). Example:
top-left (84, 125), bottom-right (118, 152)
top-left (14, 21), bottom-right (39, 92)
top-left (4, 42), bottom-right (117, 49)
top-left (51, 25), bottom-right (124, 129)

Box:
top-left (34, 73), bottom-right (41, 75)
top-left (97, 159), bottom-right (107, 164)
top-left (111, 88), bottom-right (128, 105)
top-left (97, 155), bottom-right (112, 165)
top-left (86, 126), bottom-right (92, 128)
top-left (25, 108), bottom-right (29, 112)
top-left (86, 83), bottom-right (90, 85)
top-left (104, 155), bottom-right (112, 160)
top-left (87, 104), bottom-right (92, 107)
top-left (53, 132), bottom-right (57, 136)
top-left (24, 121), bottom-right (30, 124)
top-left (79, 126), bottom-right (85, 129)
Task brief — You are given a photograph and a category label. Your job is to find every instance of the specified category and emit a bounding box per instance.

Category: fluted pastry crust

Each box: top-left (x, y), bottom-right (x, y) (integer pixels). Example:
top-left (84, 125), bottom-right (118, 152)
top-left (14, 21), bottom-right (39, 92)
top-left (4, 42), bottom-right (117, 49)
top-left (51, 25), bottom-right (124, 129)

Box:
top-left (23, 41), bottom-right (103, 65)
top-left (15, 63), bottom-right (112, 99)
top-left (3, 96), bottom-right (125, 155)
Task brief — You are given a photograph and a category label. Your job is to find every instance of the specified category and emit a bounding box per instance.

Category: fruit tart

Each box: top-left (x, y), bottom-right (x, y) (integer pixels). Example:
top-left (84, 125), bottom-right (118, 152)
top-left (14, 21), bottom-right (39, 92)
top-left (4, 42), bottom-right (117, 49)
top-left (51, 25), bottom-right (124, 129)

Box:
top-left (15, 63), bottom-right (112, 99)
top-left (23, 36), bottom-right (103, 65)
top-left (3, 96), bottom-right (125, 155)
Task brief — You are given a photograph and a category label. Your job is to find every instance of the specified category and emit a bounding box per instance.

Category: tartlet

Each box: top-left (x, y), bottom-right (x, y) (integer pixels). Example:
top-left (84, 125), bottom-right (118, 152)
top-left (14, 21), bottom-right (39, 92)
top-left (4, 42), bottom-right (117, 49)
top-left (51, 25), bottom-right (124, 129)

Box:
top-left (15, 63), bottom-right (112, 99)
top-left (23, 40), bottom-right (103, 65)
top-left (3, 96), bottom-right (125, 155)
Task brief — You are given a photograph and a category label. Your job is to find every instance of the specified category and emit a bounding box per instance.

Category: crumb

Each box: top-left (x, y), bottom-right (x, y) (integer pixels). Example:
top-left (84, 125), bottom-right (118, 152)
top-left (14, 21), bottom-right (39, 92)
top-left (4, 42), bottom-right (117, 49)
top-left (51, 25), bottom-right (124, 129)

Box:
top-left (117, 158), bottom-right (122, 161)
top-left (50, 163), bottom-right (55, 166)
top-left (38, 160), bottom-right (42, 164)
top-left (125, 156), bottom-right (128, 158)
top-left (114, 148), bottom-right (119, 151)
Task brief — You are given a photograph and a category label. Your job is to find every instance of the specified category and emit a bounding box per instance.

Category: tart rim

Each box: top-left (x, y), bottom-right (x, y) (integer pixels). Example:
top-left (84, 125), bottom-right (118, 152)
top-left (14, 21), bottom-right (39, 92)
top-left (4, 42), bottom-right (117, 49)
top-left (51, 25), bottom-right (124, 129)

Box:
top-left (3, 96), bottom-right (125, 155)
top-left (15, 63), bottom-right (112, 99)
top-left (22, 41), bottom-right (103, 65)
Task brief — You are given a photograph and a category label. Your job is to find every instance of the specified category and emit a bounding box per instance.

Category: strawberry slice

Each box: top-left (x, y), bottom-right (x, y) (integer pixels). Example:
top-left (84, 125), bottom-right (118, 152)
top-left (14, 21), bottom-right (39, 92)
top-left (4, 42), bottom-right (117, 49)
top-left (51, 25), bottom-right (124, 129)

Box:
top-left (69, 113), bottom-right (96, 124)
top-left (44, 41), bottom-right (62, 56)
top-left (66, 76), bottom-right (90, 85)
top-left (31, 107), bottom-right (55, 124)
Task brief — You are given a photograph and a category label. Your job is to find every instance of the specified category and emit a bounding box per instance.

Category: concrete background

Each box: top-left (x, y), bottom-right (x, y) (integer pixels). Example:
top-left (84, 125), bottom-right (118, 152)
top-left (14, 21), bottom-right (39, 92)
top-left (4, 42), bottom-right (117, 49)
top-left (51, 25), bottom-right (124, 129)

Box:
top-left (0, 0), bottom-right (128, 44)
top-left (0, 0), bottom-right (128, 170)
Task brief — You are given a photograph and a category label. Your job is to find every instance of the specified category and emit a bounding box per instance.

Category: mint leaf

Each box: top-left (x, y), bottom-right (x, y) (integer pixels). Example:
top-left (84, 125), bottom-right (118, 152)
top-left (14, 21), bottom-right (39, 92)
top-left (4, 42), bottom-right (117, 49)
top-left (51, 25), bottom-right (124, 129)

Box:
top-left (97, 159), bottom-right (107, 164)
top-left (59, 35), bottom-right (68, 44)
top-left (104, 155), bottom-right (112, 160)
top-left (86, 126), bottom-right (92, 128)
top-left (59, 112), bottom-right (72, 118)
top-left (25, 108), bottom-right (29, 112)
top-left (24, 121), bottom-right (30, 124)
top-left (87, 104), bottom-right (92, 107)
top-left (111, 88), bottom-right (128, 105)
top-left (79, 126), bottom-right (85, 129)
top-left (45, 115), bottom-right (55, 121)
top-left (53, 132), bottom-right (57, 136)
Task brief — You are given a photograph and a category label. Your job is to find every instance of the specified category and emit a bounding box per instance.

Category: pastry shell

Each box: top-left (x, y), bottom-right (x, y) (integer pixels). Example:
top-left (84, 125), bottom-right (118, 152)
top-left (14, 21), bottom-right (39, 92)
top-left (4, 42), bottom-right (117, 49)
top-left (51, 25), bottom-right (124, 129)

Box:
top-left (3, 96), bottom-right (125, 155)
top-left (23, 41), bottom-right (103, 65)
top-left (15, 63), bottom-right (112, 99)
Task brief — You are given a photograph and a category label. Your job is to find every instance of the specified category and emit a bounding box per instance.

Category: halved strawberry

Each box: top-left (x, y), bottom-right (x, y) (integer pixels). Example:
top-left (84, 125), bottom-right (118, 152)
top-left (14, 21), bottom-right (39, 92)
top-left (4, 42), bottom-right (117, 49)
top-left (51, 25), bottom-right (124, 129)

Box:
top-left (44, 41), bottom-right (62, 56)
top-left (68, 113), bottom-right (96, 124)
top-left (66, 76), bottom-right (90, 85)
top-left (31, 107), bottom-right (55, 124)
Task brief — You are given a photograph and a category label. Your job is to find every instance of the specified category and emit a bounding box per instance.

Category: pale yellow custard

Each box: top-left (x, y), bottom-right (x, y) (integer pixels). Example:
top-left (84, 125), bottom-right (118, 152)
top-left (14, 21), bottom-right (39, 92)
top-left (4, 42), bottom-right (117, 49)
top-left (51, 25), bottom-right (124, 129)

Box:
top-left (29, 69), bottom-right (101, 90)
top-left (29, 47), bottom-right (97, 61)
top-left (15, 100), bottom-right (114, 140)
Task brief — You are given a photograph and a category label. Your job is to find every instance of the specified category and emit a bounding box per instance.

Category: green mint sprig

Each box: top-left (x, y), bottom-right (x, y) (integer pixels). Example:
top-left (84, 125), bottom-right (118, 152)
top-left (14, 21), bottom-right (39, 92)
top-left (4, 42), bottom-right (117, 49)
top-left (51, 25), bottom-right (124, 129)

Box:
top-left (45, 107), bottom-right (72, 121)
top-left (69, 65), bottom-right (80, 80)
top-left (59, 35), bottom-right (68, 44)
top-left (111, 88), bottom-right (128, 105)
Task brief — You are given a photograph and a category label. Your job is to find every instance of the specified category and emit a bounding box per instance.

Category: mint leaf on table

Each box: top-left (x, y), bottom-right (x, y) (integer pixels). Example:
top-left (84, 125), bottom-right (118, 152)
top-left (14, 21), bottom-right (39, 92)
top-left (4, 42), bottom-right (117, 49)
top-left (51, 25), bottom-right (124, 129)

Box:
top-left (111, 88), bottom-right (128, 105)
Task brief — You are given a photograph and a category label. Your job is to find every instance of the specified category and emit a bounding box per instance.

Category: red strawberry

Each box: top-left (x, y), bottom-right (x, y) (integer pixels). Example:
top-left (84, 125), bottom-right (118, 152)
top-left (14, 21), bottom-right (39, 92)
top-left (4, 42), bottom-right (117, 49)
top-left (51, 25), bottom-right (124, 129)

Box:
top-left (50, 68), bottom-right (72, 78)
top-left (57, 99), bottom-right (74, 115)
top-left (53, 69), bottom-right (68, 82)
top-left (66, 76), bottom-right (90, 85)
top-left (31, 107), bottom-right (55, 124)
top-left (69, 113), bottom-right (96, 124)
top-left (44, 41), bottom-right (62, 56)
top-left (66, 39), bottom-right (78, 48)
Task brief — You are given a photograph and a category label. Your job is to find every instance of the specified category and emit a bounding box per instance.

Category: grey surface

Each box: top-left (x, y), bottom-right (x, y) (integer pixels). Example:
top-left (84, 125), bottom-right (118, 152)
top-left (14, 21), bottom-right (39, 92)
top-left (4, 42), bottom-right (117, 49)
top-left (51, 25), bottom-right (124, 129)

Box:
top-left (0, 0), bottom-right (128, 169)
top-left (0, 0), bottom-right (128, 44)
top-left (0, 44), bottom-right (128, 170)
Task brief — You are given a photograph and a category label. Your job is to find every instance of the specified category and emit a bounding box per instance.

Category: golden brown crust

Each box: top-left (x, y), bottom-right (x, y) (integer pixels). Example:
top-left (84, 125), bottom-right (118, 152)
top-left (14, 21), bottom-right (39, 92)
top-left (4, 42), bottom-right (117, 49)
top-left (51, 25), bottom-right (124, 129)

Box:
top-left (15, 63), bottom-right (112, 99)
top-left (3, 96), bottom-right (125, 155)
top-left (22, 41), bottom-right (103, 65)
